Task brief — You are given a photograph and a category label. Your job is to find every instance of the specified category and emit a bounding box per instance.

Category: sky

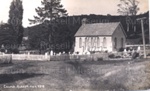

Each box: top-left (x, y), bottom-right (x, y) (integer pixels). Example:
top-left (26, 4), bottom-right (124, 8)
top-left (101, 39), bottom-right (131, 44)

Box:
top-left (0, 0), bottom-right (149, 27)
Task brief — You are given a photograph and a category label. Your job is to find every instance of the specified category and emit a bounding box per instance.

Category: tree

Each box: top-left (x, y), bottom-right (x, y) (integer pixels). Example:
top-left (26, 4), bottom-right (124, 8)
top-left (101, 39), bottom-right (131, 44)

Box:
top-left (29, 0), bottom-right (67, 51)
top-left (118, 0), bottom-right (140, 15)
top-left (28, 25), bottom-right (49, 50)
top-left (8, 0), bottom-right (24, 45)
top-left (0, 23), bottom-right (17, 46)
top-left (117, 0), bottom-right (140, 33)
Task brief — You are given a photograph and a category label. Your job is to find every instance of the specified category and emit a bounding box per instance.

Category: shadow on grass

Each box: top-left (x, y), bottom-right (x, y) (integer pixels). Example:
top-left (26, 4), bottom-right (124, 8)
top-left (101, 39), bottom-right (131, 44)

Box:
top-left (79, 60), bottom-right (131, 65)
top-left (66, 61), bottom-right (126, 91)
top-left (0, 73), bottom-right (44, 84)
top-left (12, 63), bottom-right (35, 70)
top-left (67, 61), bottom-right (86, 75)
top-left (0, 61), bottom-right (45, 84)
top-left (0, 63), bottom-right (14, 67)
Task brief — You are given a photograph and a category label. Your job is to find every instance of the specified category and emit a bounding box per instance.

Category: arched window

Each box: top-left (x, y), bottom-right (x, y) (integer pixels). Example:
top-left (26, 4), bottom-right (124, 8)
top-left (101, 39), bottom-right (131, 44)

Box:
top-left (114, 37), bottom-right (117, 49)
top-left (94, 37), bottom-right (97, 47)
top-left (85, 37), bottom-right (87, 47)
top-left (121, 38), bottom-right (124, 48)
top-left (91, 37), bottom-right (93, 47)
top-left (88, 37), bottom-right (91, 48)
top-left (79, 38), bottom-right (82, 48)
top-left (87, 37), bottom-right (90, 48)
top-left (103, 37), bottom-right (107, 48)
top-left (93, 37), bottom-right (96, 47)
top-left (97, 37), bottom-right (100, 47)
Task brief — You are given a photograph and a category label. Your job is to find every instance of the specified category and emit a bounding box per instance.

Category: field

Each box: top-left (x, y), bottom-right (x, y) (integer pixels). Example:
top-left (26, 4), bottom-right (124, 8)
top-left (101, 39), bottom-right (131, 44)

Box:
top-left (0, 59), bottom-right (150, 91)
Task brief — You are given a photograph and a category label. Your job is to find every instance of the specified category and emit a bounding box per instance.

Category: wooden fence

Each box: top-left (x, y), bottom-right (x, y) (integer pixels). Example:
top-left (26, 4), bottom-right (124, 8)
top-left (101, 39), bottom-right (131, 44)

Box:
top-left (125, 44), bottom-right (150, 55)
top-left (0, 54), bottom-right (50, 61)
top-left (0, 52), bottom-right (149, 61)
top-left (50, 53), bottom-right (108, 61)
top-left (0, 53), bottom-right (109, 61)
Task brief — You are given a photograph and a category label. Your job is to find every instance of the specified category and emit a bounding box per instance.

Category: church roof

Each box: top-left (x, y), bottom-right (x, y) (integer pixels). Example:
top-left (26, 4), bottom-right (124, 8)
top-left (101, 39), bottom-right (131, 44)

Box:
top-left (75, 22), bottom-right (125, 37)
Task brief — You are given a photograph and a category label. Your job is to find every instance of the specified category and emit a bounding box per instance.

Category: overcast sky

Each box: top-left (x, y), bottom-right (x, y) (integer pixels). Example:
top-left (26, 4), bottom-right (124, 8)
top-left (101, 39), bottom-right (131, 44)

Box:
top-left (0, 0), bottom-right (149, 27)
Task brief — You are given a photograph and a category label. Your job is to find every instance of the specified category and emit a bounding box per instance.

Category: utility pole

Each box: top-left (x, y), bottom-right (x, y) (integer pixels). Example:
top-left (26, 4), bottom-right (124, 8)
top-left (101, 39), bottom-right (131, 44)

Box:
top-left (149, 17), bottom-right (150, 44)
top-left (137, 17), bottom-right (147, 58)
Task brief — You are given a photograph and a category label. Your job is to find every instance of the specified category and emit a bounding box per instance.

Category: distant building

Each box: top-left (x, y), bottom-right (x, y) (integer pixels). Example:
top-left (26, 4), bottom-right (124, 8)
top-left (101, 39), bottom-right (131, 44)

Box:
top-left (74, 20), bottom-right (126, 54)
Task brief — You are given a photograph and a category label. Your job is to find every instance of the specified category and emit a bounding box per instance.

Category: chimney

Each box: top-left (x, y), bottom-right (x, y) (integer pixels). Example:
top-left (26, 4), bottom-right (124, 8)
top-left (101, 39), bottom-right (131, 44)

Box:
top-left (82, 18), bottom-right (88, 25)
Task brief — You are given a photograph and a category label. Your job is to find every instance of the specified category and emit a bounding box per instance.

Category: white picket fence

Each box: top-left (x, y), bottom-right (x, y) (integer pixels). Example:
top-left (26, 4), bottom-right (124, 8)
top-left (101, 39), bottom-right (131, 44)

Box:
top-left (0, 53), bottom-right (109, 61)
top-left (0, 53), bottom-right (50, 61)
top-left (50, 53), bottom-right (108, 61)
top-left (0, 50), bottom-right (147, 62)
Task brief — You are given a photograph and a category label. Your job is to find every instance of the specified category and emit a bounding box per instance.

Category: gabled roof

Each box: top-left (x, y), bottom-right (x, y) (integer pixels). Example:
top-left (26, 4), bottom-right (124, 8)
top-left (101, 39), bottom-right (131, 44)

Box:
top-left (75, 22), bottom-right (125, 37)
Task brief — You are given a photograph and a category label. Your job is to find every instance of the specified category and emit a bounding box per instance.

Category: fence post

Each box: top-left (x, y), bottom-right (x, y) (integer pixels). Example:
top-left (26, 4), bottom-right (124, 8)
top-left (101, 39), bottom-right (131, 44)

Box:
top-left (10, 54), bottom-right (12, 63)
top-left (45, 53), bottom-right (48, 61)
top-left (11, 53), bottom-right (13, 61)
top-left (24, 53), bottom-right (26, 60)
top-left (28, 52), bottom-right (30, 60)
top-left (2, 53), bottom-right (5, 63)
top-left (50, 50), bottom-right (53, 56)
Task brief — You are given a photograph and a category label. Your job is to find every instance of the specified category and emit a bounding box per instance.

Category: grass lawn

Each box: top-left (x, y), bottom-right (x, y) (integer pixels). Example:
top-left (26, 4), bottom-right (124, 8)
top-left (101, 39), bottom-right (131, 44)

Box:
top-left (0, 59), bottom-right (150, 91)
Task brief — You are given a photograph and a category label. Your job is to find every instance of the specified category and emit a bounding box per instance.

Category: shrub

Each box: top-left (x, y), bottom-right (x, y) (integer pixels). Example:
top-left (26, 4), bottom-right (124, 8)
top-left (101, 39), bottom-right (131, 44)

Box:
top-left (5, 48), bottom-right (19, 54)
top-left (0, 48), bottom-right (5, 52)
top-left (115, 56), bottom-right (122, 58)
top-left (105, 50), bottom-right (108, 53)
top-left (126, 47), bottom-right (130, 51)
top-left (119, 47), bottom-right (124, 52)
top-left (108, 54), bottom-right (115, 58)
top-left (97, 57), bottom-right (103, 61)
top-left (147, 53), bottom-right (150, 56)
top-left (90, 51), bottom-right (95, 54)
top-left (132, 52), bottom-right (139, 59)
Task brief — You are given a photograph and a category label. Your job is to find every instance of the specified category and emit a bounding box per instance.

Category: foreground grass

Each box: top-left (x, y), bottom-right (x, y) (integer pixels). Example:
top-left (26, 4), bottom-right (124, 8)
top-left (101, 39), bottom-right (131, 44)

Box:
top-left (0, 59), bottom-right (150, 91)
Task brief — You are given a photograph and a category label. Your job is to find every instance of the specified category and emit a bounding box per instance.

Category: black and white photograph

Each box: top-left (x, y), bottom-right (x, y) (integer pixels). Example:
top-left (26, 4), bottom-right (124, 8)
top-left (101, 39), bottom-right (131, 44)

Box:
top-left (0, 0), bottom-right (149, 91)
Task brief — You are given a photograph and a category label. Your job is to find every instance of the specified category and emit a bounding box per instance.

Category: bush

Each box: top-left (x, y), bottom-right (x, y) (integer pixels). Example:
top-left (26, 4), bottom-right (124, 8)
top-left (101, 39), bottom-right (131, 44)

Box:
top-left (126, 47), bottom-right (130, 51)
top-left (0, 48), bottom-right (5, 52)
top-left (105, 50), bottom-right (108, 53)
top-left (132, 52), bottom-right (139, 59)
top-left (76, 52), bottom-right (79, 54)
top-left (97, 57), bottom-right (103, 61)
top-left (108, 54), bottom-right (115, 58)
top-left (119, 47), bottom-right (124, 52)
top-left (8, 48), bottom-right (19, 54)
top-left (115, 56), bottom-right (122, 58)
top-left (147, 53), bottom-right (150, 56)
top-left (12, 49), bottom-right (19, 54)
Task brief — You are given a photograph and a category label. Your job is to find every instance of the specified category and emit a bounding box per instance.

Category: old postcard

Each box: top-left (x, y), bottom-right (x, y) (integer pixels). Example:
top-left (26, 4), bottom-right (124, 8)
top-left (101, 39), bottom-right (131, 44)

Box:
top-left (0, 0), bottom-right (149, 91)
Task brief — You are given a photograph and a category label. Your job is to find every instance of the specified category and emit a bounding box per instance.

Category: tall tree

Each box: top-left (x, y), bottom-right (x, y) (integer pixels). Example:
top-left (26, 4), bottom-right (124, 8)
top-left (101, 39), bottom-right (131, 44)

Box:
top-left (29, 0), bottom-right (67, 50)
top-left (117, 0), bottom-right (140, 33)
top-left (8, 0), bottom-right (24, 45)
top-left (0, 23), bottom-right (17, 45)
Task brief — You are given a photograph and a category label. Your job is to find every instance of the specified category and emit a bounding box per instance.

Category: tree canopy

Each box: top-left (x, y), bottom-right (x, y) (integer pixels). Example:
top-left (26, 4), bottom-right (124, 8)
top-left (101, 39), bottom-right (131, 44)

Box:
top-left (29, 0), bottom-right (67, 24)
top-left (117, 0), bottom-right (140, 32)
top-left (8, 0), bottom-right (24, 45)
top-left (117, 0), bottom-right (140, 16)
top-left (0, 23), bottom-right (17, 45)
top-left (29, 0), bottom-right (68, 52)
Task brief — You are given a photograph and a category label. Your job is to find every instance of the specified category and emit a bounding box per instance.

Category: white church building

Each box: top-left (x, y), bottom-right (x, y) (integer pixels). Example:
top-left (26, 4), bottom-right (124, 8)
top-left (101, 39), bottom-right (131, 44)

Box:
top-left (74, 21), bottom-right (127, 54)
